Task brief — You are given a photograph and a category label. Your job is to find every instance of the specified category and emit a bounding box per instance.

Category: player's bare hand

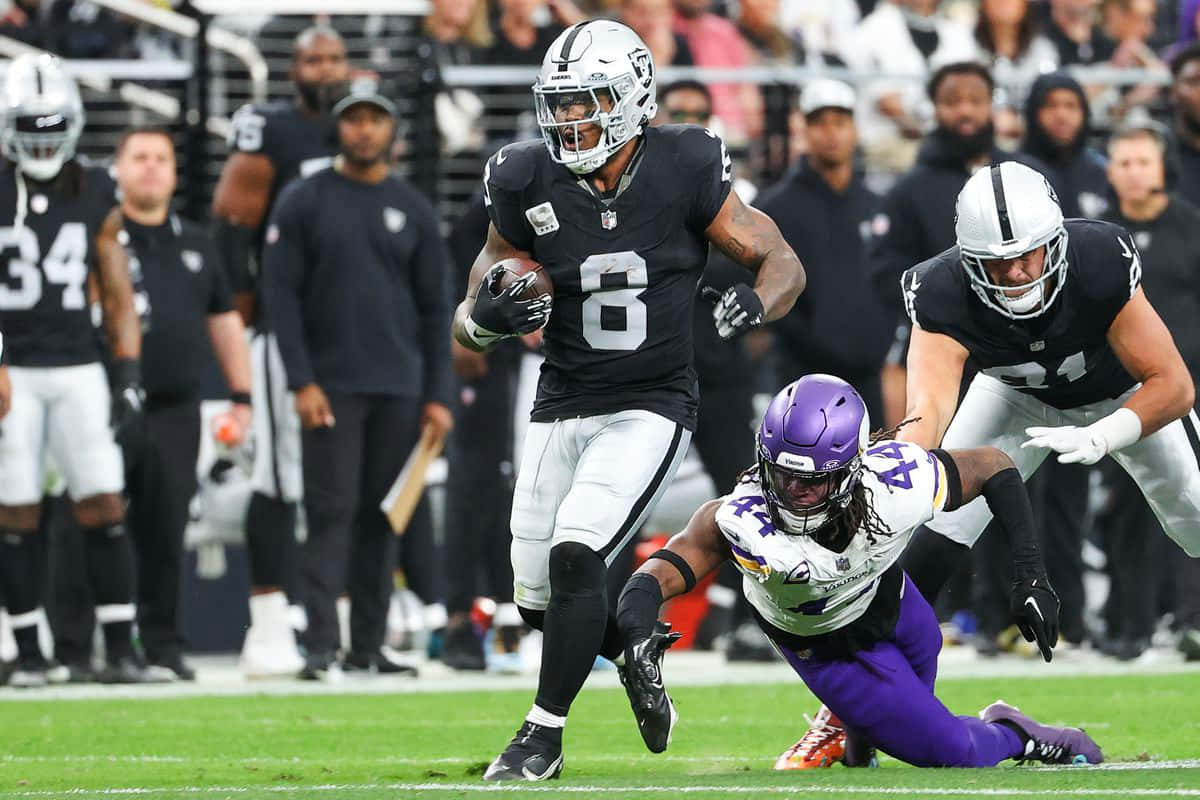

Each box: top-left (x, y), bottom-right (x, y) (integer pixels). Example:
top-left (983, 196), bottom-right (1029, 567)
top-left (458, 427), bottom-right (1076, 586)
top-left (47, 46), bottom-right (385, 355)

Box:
top-left (213, 402), bottom-right (253, 446)
top-left (296, 383), bottom-right (336, 429)
top-left (452, 339), bottom-right (489, 381)
top-left (0, 365), bottom-right (10, 421)
top-left (547, 0), bottom-right (587, 25)
top-left (421, 402), bottom-right (454, 439)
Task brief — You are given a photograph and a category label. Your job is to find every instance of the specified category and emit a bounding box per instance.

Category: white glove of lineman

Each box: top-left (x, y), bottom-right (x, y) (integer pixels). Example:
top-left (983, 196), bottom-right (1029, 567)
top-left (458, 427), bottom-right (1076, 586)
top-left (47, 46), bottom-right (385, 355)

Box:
top-left (1022, 425), bottom-right (1108, 465)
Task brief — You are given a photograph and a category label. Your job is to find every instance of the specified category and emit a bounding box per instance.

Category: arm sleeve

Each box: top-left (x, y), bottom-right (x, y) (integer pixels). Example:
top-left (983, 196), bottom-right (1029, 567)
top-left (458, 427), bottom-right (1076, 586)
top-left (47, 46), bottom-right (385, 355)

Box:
top-left (688, 129), bottom-right (733, 231)
top-left (483, 147), bottom-right (535, 252)
top-left (410, 194), bottom-right (455, 408)
top-left (205, 241), bottom-right (235, 315)
top-left (261, 186), bottom-right (316, 389)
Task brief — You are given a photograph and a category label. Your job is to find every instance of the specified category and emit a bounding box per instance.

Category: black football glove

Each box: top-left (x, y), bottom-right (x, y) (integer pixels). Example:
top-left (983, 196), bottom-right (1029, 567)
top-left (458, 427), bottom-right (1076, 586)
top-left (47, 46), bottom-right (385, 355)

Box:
top-left (701, 283), bottom-right (764, 340)
top-left (111, 358), bottom-right (146, 448)
top-left (466, 266), bottom-right (552, 346)
top-left (1011, 576), bottom-right (1060, 663)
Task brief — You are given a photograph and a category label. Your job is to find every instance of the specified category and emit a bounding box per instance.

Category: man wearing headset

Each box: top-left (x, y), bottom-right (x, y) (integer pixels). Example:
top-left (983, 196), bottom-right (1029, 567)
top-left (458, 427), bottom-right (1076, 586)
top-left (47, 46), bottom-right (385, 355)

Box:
top-left (1100, 120), bottom-right (1200, 660)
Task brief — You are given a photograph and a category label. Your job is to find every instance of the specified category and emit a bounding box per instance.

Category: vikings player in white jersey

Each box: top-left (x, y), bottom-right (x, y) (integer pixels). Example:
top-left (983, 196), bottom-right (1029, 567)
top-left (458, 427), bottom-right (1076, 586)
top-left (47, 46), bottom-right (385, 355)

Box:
top-left (613, 374), bottom-right (1101, 768)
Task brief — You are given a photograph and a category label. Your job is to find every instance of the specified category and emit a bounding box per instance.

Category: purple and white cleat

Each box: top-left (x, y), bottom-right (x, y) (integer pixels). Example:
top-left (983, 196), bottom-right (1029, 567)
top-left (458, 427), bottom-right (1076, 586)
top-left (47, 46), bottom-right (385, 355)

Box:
top-left (980, 700), bottom-right (1103, 765)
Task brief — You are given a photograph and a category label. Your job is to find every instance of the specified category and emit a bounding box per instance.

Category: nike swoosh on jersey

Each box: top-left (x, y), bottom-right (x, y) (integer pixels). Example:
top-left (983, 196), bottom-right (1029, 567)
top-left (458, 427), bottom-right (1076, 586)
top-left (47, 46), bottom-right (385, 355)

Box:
top-left (1024, 596), bottom-right (1044, 622)
top-left (495, 147), bottom-right (508, 165)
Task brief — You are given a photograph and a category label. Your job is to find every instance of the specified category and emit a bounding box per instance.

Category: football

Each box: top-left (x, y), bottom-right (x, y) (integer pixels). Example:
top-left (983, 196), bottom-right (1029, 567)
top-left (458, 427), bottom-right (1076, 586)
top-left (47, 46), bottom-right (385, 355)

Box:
top-left (491, 257), bottom-right (553, 300)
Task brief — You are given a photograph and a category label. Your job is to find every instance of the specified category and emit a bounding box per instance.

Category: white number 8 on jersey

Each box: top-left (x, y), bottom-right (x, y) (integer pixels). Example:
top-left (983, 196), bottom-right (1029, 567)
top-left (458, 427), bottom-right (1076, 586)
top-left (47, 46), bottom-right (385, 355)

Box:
top-left (579, 251), bottom-right (648, 351)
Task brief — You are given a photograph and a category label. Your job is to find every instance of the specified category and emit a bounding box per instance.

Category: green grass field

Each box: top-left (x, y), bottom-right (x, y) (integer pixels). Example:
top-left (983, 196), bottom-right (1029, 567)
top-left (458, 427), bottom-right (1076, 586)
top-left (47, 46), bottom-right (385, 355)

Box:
top-left (2, 674), bottom-right (1198, 799)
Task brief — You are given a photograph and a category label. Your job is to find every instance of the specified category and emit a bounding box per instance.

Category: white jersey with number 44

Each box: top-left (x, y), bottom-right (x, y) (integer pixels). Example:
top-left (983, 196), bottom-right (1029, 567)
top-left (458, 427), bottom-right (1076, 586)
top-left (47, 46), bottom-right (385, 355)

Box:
top-left (715, 440), bottom-right (949, 637)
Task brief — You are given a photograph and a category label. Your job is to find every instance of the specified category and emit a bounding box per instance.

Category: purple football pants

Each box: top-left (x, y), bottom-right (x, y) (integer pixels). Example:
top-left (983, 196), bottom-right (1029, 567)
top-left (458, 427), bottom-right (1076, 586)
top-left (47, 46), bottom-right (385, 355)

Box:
top-left (777, 575), bottom-right (1023, 767)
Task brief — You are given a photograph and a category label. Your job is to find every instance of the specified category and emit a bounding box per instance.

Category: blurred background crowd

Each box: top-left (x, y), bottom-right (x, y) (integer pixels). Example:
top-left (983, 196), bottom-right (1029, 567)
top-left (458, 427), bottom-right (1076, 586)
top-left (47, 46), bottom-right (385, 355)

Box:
top-left (1, 0), bottom-right (1199, 685)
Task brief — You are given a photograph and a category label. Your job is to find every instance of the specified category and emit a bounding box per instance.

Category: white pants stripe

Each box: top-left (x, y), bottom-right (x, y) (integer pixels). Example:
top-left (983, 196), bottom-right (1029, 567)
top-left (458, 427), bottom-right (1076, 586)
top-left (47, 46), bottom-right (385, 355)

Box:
top-left (509, 409), bottom-right (692, 611)
top-left (929, 374), bottom-right (1200, 557)
top-left (249, 332), bottom-right (303, 502)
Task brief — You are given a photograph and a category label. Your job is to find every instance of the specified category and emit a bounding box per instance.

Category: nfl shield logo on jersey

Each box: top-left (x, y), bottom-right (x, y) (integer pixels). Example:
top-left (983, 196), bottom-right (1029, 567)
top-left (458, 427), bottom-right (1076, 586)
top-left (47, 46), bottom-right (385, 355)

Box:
top-left (384, 207), bottom-right (406, 233)
top-left (601, 210), bottom-right (618, 230)
top-left (181, 250), bottom-right (203, 273)
top-left (835, 557), bottom-right (851, 572)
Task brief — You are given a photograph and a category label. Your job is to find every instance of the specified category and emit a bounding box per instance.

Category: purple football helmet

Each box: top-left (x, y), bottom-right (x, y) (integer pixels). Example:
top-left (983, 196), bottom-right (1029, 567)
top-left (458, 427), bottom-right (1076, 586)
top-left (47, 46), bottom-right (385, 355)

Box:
top-left (758, 374), bottom-right (870, 535)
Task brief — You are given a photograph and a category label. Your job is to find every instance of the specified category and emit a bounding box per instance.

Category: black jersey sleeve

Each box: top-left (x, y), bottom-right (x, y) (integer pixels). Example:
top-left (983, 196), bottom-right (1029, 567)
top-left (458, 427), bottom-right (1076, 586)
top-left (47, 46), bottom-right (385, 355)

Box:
top-left (1066, 219), bottom-right (1142, 325)
top-left (82, 165), bottom-right (118, 232)
top-left (261, 180), bottom-right (316, 389)
top-left (482, 141), bottom-right (540, 253)
top-left (226, 103), bottom-right (292, 160)
top-left (673, 125), bottom-right (732, 231)
top-left (901, 248), bottom-right (963, 337)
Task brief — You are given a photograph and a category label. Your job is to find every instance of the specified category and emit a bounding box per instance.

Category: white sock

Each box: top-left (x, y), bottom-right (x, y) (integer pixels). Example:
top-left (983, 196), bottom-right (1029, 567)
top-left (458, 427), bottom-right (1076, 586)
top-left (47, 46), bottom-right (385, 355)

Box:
top-left (526, 704), bottom-right (567, 729)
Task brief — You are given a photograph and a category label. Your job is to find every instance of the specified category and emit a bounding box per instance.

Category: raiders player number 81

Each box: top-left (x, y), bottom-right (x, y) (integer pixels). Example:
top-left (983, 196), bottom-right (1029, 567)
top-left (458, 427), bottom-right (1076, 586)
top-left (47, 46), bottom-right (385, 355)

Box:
top-left (450, 20), bottom-right (805, 782)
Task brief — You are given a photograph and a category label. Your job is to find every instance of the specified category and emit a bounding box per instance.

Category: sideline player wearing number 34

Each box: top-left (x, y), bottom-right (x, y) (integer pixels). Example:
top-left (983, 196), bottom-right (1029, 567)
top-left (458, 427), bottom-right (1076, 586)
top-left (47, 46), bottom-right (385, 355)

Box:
top-left (451, 19), bottom-right (805, 782)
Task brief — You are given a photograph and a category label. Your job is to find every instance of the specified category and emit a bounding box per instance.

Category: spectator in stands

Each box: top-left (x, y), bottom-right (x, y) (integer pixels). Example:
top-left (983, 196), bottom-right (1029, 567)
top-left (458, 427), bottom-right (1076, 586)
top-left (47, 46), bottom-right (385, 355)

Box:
top-left (673, 0), bottom-right (761, 144)
top-left (421, 0), bottom-right (492, 156)
top-left (840, 0), bottom-right (979, 172)
top-left (483, 0), bottom-right (575, 65)
top-left (0, 0), bottom-right (43, 47)
top-left (1100, 0), bottom-right (1169, 116)
top-left (1044, 0), bottom-right (1116, 66)
top-left (757, 79), bottom-right (889, 425)
top-left (1021, 71), bottom-right (1110, 218)
top-left (975, 0), bottom-right (1059, 145)
top-left (736, 0), bottom-right (800, 64)
top-left (778, 0), bottom-right (859, 66)
top-left (46, 0), bottom-right (136, 58)
top-left (621, 0), bottom-right (694, 67)
top-left (1170, 0), bottom-right (1200, 61)
top-left (1100, 120), bottom-right (1200, 660)
top-left (113, 127), bottom-right (254, 682)
top-left (1170, 43), bottom-right (1200, 211)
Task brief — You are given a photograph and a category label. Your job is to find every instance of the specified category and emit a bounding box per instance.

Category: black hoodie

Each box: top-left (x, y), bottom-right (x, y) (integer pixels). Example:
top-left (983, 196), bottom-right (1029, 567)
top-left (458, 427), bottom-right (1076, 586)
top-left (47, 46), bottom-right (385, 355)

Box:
top-left (867, 131), bottom-right (1049, 311)
top-left (1021, 72), bottom-right (1111, 220)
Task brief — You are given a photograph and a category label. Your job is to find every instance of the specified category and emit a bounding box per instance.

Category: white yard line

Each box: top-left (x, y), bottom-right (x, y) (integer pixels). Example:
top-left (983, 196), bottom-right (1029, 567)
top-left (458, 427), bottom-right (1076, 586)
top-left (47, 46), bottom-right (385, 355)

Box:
top-left (2, 649), bottom-right (1198, 702)
top-left (6, 782), bottom-right (1200, 798)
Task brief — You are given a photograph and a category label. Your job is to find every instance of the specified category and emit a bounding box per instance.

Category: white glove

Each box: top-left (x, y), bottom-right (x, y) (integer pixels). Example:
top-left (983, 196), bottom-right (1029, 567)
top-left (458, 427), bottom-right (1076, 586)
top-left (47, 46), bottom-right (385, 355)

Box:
top-left (1022, 425), bottom-right (1107, 465)
top-left (1022, 408), bottom-right (1143, 466)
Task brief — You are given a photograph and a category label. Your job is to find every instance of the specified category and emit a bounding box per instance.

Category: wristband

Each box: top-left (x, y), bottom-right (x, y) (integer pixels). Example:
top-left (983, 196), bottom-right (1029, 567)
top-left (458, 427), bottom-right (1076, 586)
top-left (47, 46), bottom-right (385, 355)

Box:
top-left (230, 391), bottom-right (251, 406)
top-left (113, 358), bottom-right (141, 388)
top-left (1086, 407), bottom-right (1142, 455)
top-left (463, 315), bottom-right (506, 348)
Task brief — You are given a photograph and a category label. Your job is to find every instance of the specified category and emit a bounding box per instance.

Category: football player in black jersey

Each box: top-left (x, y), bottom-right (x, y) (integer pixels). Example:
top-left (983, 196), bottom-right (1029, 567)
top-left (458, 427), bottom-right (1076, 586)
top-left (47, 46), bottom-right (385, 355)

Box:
top-left (210, 25), bottom-right (349, 679)
top-left (452, 20), bottom-right (805, 781)
top-left (787, 159), bottom-right (1200, 765)
top-left (0, 55), bottom-right (146, 687)
top-left (900, 161), bottom-right (1197, 586)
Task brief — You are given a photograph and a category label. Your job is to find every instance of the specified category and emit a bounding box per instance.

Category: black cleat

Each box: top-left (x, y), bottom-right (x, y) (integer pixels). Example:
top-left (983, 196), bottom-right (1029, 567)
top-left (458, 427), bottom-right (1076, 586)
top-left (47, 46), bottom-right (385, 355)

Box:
top-left (981, 700), bottom-right (1103, 764)
top-left (482, 721), bottom-right (563, 782)
top-left (618, 621), bottom-right (682, 753)
top-left (441, 622), bottom-right (486, 671)
top-left (343, 647), bottom-right (418, 676)
top-left (8, 654), bottom-right (49, 689)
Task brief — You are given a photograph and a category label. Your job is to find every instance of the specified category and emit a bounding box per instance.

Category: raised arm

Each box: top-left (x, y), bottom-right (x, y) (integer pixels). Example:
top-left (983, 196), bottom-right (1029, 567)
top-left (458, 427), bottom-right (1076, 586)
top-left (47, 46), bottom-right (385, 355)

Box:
top-left (703, 190), bottom-right (805, 335)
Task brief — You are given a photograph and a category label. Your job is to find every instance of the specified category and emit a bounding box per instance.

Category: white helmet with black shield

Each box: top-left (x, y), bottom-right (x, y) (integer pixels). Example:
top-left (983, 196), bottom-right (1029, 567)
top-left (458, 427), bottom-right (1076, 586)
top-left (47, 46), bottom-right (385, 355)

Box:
top-left (955, 161), bottom-right (1069, 319)
top-left (1, 54), bottom-right (85, 181)
top-left (533, 20), bottom-right (657, 175)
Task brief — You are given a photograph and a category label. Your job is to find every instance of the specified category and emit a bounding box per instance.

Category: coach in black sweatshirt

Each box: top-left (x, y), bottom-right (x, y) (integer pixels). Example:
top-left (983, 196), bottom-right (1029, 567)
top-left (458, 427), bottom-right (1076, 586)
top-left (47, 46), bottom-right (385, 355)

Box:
top-left (1020, 71), bottom-right (1111, 220)
top-left (264, 84), bottom-right (453, 678)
